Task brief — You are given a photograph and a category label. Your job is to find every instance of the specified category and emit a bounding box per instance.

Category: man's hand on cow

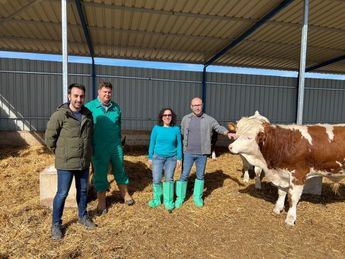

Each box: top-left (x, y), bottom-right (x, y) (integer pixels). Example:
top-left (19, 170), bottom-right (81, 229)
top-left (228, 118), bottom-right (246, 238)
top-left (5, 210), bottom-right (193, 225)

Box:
top-left (227, 132), bottom-right (238, 140)
top-left (176, 160), bottom-right (182, 169)
top-left (148, 159), bottom-right (152, 168)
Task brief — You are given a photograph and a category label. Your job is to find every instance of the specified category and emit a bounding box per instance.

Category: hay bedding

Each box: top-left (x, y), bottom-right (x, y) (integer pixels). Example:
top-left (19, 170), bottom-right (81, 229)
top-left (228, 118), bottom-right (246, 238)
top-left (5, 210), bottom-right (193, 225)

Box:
top-left (1, 146), bottom-right (345, 258)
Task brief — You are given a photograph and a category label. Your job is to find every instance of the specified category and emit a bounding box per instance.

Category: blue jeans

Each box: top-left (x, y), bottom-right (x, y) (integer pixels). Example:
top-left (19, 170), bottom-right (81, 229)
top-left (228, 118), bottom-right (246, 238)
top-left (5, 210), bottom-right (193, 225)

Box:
top-left (52, 169), bottom-right (89, 224)
top-left (180, 153), bottom-right (207, 181)
top-left (152, 155), bottom-right (177, 184)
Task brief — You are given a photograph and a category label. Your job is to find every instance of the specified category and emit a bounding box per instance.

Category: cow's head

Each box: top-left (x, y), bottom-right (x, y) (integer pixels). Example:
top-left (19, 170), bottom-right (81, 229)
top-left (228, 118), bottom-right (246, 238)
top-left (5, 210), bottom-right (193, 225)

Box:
top-left (227, 111), bottom-right (269, 136)
top-left (228, 111), bottom-right (269, 156)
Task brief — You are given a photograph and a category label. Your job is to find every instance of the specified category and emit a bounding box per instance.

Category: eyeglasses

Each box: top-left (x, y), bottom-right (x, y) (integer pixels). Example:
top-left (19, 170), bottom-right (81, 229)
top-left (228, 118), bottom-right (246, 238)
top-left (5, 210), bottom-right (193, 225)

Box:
top-left (192, 104), bottom-right (202, 107)
top-left (162, 114), bottom-right (172, 117)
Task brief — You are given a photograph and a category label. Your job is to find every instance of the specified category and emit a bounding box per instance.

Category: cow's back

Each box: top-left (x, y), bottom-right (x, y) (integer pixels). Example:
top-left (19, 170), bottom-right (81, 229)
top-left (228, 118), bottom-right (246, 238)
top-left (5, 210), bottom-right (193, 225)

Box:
top-left (258, 124), bottom-right (345, 181)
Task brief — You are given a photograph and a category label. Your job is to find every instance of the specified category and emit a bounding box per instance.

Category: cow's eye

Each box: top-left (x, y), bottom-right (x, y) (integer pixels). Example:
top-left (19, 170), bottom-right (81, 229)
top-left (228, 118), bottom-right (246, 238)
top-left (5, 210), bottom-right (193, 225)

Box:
top-left (246, 136), bottom-right (253, 140)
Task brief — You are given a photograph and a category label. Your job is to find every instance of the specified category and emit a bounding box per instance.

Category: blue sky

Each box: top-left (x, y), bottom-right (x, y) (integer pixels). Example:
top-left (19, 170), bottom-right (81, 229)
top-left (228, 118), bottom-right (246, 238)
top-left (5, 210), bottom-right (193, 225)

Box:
top-left (1, 50), bottom-right (345, 80)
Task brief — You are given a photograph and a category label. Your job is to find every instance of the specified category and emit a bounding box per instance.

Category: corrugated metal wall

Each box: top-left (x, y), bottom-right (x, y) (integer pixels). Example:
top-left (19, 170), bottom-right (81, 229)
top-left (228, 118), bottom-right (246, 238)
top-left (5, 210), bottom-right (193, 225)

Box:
top-left (206, 73), bottom-right (297, 125)
top-left (97, 65), bottom-right (201, 130)
top-left (304, 78), bottom-right (345, 123)
top-left (1, 58), bottom-right (345, 132)
top-left (0, 58), bottom-right (92, 131)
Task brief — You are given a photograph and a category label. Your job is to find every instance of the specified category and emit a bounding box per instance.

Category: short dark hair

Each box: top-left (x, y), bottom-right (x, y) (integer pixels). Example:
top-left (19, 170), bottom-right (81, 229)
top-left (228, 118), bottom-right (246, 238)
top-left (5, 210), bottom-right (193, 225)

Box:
top-left (98, 81), bottom-right (113, 90)
top-left (157, 108), bottom-right (177, 126)
top-left (68, 83), bottom-right (85, 94)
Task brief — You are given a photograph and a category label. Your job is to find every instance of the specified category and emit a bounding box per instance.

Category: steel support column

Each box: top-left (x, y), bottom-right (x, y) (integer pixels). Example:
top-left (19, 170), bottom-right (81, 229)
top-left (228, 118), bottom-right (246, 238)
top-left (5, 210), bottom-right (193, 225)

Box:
top-left (91, 57), bottom-right (96, 98)
top-left (61, 0), bottom-right (68, 103)
top-left (202, 66), bottom-right (207, 112)
top-left (296, 0), bottom-right (309, 125)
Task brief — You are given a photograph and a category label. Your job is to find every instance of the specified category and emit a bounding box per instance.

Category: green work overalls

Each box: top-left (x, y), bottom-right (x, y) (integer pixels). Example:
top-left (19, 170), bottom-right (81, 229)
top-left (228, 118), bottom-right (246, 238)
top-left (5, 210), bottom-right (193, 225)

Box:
top-left (85, 98), bottom-right (129, 192)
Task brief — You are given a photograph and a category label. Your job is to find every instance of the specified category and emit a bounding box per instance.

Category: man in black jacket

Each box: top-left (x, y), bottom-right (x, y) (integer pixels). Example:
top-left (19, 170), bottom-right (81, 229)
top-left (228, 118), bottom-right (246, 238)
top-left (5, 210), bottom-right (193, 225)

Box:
top-left (45, 83), bottom-right (95, 240)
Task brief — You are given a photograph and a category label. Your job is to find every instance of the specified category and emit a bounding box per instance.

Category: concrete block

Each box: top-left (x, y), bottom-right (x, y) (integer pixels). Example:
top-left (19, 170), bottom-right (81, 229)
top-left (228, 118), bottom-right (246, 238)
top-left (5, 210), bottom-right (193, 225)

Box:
top-left (303, 176), bottom-right (323, 195)
top-left (40, 165), bottom-right (77, 208)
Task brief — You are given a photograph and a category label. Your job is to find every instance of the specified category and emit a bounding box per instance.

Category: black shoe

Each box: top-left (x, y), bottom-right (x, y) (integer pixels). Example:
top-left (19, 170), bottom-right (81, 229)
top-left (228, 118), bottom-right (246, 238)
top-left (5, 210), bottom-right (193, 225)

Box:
top-left (78, 215), bottom-right (96, 229)
top-left (51, 223), bottom-right (63, 240)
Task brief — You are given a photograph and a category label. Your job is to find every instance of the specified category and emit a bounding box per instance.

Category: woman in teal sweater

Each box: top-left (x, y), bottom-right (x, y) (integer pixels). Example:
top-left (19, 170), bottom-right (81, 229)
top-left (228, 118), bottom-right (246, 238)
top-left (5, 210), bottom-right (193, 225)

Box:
top-left (148, 108), bottom-right (182, 212)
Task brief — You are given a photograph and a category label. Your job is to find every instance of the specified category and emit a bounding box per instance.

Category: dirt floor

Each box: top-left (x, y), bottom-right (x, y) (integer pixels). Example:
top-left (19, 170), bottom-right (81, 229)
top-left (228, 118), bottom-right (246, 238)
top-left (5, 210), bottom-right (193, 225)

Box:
top-left (1, 146), bottom-right (345, 258)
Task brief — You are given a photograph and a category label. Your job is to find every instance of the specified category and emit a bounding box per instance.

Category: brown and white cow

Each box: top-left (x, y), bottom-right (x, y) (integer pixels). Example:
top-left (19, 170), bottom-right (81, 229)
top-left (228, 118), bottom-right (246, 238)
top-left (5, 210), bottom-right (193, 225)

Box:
top-left (229, 111), bottom-right (345, 226)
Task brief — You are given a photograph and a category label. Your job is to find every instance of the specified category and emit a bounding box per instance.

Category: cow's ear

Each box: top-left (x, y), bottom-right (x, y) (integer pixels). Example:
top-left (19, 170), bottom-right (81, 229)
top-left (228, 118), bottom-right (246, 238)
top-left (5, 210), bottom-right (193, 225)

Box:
top-left (256, 131), bottom-right (266, 149)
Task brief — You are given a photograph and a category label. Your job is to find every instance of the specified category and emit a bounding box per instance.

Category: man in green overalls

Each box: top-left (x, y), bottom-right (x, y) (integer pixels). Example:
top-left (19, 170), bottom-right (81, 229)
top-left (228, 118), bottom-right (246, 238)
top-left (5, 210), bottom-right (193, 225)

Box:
top-left (86, 81), bottom-right (134, 214)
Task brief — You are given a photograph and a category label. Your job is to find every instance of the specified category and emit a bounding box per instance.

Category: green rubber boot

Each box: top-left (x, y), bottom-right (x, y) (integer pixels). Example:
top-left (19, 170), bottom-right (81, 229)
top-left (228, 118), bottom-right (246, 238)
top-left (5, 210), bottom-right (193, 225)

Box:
top-left (163, 181), bottom-right (175, 212)
top-left (175, 181), bottom-right (187, 208)
top-left (193, 179), bottom-right (204, 207)
top-left (148, 183), bottom-right (163, 208)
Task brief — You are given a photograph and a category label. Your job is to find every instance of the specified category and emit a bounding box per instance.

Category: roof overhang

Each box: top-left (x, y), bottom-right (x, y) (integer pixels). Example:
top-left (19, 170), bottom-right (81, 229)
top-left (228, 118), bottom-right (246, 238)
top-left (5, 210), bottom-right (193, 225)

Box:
top-left (1, 0), bottom-right (345, 73)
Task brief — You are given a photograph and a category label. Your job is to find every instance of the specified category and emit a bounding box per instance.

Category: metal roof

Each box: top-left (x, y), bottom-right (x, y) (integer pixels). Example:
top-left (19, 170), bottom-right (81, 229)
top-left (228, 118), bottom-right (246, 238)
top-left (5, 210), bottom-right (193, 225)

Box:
top-left (1, 0), bottom-right (345, 73)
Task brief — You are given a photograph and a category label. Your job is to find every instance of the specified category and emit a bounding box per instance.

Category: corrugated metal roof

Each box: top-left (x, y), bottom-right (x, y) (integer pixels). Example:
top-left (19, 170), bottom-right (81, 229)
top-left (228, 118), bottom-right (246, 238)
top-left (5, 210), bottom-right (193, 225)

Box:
top-left (1, 0), bottom-right (345, 73)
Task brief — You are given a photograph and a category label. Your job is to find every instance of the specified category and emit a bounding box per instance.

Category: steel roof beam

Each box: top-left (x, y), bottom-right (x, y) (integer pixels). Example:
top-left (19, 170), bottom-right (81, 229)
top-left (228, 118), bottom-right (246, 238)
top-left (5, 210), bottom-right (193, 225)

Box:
top-left (74, 0), bottom-right (94, 57)
top-left (6, 18), bottom-right (345, 45)
top-left (83, 2), bottom-right (256, 23)
top-left (84, 1), bottom-right (305, 31)
top-left (0, 0), bottom-right (41, 26)
top-left (306, 55), bottom-right (345, 72)
top-left (7, 12), bottom-right (345, 36)
top-left (0, 36), bottom-right (204, 55)
top-left (204, 0), bottom-right (295, 67)
top-left (4, 19), bottom-right (226, 41)
top-left (0, 35), bottom-right (311, 66)
top-left (74, 0), bottom-right (96, 97)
